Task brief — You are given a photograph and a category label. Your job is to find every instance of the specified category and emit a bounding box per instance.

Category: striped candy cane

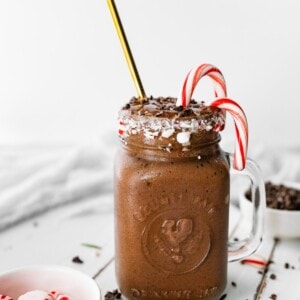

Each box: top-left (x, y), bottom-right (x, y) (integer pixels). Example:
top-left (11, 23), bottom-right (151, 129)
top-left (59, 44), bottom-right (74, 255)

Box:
top-left (206, 98), bottom-right (248, 171)
top-left (178, 63), bottom-right (248, 170)
top-left (177, 63), bottom-right (227, 107)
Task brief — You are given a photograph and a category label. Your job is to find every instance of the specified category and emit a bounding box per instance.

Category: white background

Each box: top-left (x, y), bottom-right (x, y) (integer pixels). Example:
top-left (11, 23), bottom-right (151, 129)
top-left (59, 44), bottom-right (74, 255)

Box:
top-left (0, 0), bottom-right (300, 151)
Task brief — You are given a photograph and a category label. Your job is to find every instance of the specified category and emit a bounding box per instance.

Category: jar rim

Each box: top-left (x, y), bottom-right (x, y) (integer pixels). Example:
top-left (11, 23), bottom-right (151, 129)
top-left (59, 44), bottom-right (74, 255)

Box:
top-left (118, 97), bottom-right (225, 146)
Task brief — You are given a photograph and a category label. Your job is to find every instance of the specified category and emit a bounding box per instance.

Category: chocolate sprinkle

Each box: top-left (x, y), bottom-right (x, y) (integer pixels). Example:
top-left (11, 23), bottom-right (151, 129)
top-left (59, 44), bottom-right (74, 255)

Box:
top-left (231, 281), bottom-right (237, 287)
top-left (72, 256), bottom-right (84, 264)
top-left (219, 294), bottom-right (227, 300)
top-left (104, 289), bottom-right (122, 300)
top-left (270, 273), bottom-right (276, 280)
top-left (270, 294), bottom-right (277, 300)
top-left (121, 96), bottom-right (223, 119)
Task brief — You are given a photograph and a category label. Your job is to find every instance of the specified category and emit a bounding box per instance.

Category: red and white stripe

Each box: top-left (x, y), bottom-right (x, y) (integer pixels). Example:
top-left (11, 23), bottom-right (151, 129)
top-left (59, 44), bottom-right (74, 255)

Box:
top-left (0, 291), bottom-right (71, 300)
top-left (0, 295), bottom-right (14, 300)
top-left (56, 296), bottom-right (70, 300)
top-left (177, 63), bottom-right (227, 107)
top-left (207, 98), bottom-right (248, 171)
top-left (118, 119), bottom-right (125, 136)
top-left (48, 291), bottom-right (70, 300)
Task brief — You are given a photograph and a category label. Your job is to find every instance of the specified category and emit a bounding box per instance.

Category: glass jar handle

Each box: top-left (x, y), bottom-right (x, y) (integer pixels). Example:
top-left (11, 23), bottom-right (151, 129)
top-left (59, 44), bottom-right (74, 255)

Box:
top-left (227, 153), bottom-right (266, 262)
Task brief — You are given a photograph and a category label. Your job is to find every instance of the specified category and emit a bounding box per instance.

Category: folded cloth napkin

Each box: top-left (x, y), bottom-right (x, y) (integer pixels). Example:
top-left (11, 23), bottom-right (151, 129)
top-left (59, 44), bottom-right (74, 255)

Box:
top-left (0, 142), bottom-right (115, 232)
top-left (248, 145), bottom-right (300, 183)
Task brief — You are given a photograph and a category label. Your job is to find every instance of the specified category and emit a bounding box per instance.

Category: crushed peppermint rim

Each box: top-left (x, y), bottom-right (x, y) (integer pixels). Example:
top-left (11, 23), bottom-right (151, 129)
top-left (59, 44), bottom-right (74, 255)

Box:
top-left (118, 96), bottom-right (225, 145)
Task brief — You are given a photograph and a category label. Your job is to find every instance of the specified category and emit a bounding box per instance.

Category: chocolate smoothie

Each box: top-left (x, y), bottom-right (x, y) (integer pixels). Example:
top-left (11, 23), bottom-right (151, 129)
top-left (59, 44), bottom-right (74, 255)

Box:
top-left (114, 97), bottom-right (230, 300)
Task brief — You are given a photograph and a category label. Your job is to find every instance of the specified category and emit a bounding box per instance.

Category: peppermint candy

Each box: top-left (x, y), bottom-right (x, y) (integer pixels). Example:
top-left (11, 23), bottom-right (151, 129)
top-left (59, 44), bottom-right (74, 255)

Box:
top-left (207, 98), bottom-right (248, 170)
top-left (178, 63), bottom-right (248, 170)
top-left (0, 295), bottom-right (14, 300)
top-left (177, 63), bottom-right (227, 107)
top-left (0, 290), bottom-right (71, 300)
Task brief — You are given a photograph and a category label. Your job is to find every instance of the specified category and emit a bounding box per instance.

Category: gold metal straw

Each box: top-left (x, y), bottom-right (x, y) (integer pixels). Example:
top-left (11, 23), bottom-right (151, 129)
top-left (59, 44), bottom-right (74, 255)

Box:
top-left (107, 0), bottom-right (146, 99)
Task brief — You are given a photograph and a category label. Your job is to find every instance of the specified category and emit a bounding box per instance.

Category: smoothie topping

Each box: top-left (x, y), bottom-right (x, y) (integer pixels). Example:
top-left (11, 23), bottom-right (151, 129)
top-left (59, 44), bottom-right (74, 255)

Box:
top-left (118, 97), bottom-right (225, 143)
top-left (118, 63), bottom-right (248, 170)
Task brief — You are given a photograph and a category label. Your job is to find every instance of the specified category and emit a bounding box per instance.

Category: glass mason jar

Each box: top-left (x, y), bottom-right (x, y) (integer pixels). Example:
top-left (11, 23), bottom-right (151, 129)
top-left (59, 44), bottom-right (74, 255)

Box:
top-left (114, 97), bottom-right (265, 300)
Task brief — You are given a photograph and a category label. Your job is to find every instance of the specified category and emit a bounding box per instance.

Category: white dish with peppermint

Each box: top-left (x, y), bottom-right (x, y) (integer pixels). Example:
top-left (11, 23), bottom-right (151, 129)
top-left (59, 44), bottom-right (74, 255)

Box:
top-left (0, 265), bottom-right (100, 300)
top-left (239, 181), bottom-right (300, 239)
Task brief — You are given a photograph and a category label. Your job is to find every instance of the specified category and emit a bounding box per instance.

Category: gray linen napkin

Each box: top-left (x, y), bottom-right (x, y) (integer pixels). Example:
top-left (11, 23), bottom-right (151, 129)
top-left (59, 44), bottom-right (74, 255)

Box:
top-left (0, 143), bottom-right (114, 232)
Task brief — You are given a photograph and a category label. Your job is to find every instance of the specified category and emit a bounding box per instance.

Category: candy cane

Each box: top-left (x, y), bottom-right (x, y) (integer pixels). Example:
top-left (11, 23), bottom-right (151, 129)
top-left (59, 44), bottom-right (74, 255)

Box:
top-left (177, 63), bottom-right (227, 107)
top-left (0, 295), bottom-right (14, 300)
top-left (206, 98), bottom-right (248, 171)
top-left (48, 291), bottom-right (70, 300)
top-left (56, 296), bottom-right (70, 300)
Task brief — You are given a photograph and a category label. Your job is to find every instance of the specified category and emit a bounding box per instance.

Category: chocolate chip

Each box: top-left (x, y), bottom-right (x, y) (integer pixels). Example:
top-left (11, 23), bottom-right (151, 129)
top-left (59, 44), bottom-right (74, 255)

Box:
top-left (284, 262), bottom-right (290, 269)
top-left (179, 108), bottom-right (194, 117)
top-left (122, 103), bottom-right (130, 110)
top-left (105, 289), bottom-right (122, 300)
top-left (141, 99), bottom-right (149, 104)
top-left (72, 256), bottom-right (84, 264)
top-left (246, 182), bottom-right (300, 210)
top-left (270, 294), bottom-right (277, 300)
top-left (173, 105), bottom-right (184, 112)
top-left (270, 273), bottom-right (276, 280)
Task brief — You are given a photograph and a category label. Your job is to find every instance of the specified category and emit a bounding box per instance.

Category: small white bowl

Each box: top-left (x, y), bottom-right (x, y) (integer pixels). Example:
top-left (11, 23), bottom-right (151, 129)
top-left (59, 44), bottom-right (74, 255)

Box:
top-left (0, 265), bottom-right (101, 300)
top-left (240, 181), bottom-right (300, 239)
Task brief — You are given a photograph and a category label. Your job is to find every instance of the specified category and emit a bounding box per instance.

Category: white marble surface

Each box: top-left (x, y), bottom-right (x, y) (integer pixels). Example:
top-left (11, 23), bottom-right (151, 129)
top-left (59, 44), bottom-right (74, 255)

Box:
top-left (1, 145), bottom-right (300, 299)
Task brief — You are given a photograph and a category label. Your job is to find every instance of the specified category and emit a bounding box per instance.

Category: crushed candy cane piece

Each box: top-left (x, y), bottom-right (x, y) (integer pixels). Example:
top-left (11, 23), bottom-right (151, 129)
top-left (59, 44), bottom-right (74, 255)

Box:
top-left (1, 290), bottom-right (71, 300)
top-left (0, 295), bottom-right (14, 300)
top-left (56, 296), bottom-right (70, 300)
